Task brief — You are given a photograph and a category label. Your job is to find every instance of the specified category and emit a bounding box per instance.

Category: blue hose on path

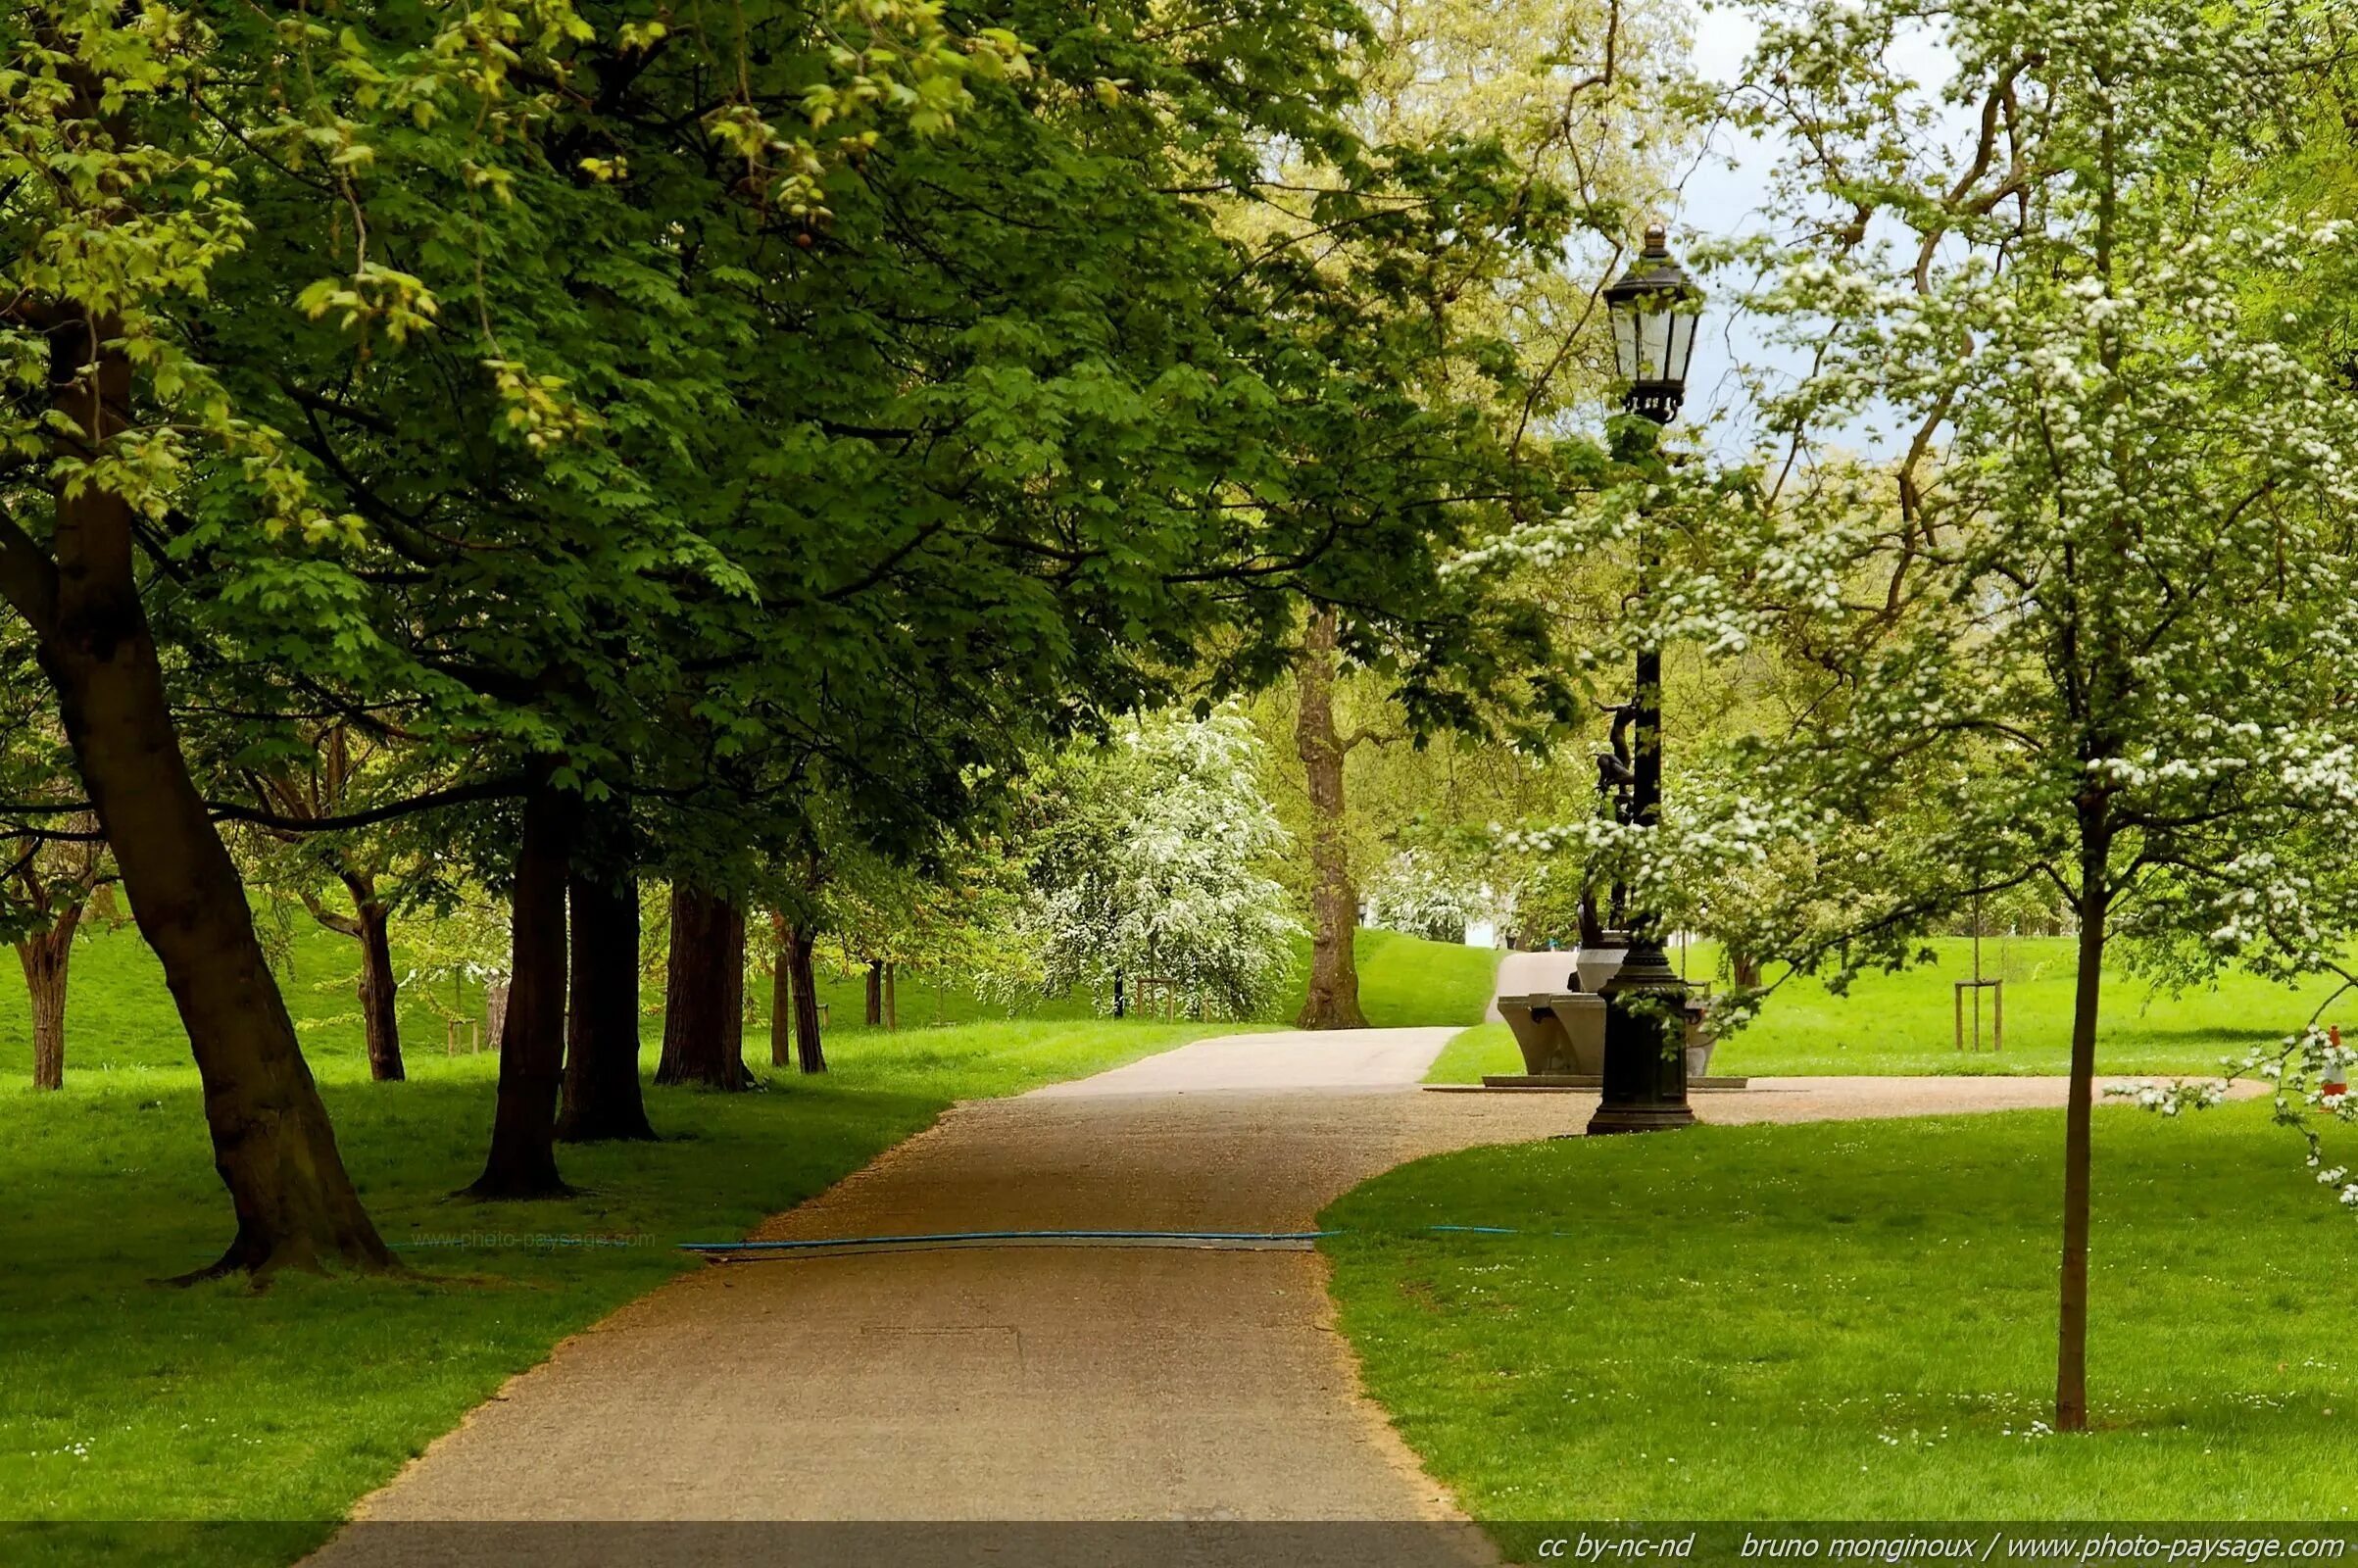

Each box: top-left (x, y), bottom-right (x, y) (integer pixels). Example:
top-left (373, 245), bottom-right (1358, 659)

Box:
top-left (679, 1223), bottom-right (1564, 1259)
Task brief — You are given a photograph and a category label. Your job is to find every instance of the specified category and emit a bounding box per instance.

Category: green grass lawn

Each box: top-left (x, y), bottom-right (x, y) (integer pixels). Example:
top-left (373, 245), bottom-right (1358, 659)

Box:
top-left (749, 924), bottom-right (1493, 1030)
top-left (1347, 927), bottom-right (1499, 1028)
top-left (0, 1004), bottom-right (1214, 1557)
top-left (1428, 936), bottom-right (2346, 1081)
top-left (0, 917), bottom-right (1494, 1085)
top-left (1323, 1100), bottom-right (2358, 1539)
top-left (0, 914), bottom-right (1116, 1080)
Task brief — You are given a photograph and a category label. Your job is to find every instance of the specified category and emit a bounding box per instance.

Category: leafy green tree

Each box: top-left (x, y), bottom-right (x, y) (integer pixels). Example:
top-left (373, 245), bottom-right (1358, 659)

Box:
top-left (1648, 0), bottom-right (2358, 1431)
top-left (1250, 0), bottom-right (1693, 1021)
top-left (0, 0), bottom-right (410, 1273)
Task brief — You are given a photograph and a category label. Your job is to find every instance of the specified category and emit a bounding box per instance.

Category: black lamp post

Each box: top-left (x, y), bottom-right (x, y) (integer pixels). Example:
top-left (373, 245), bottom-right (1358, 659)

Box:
top-left (1588, 222), bottom-right (1702, 1137)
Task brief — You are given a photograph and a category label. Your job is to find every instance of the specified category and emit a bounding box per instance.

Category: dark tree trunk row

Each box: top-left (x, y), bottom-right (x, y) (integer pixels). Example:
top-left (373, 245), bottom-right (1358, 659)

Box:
top-left (656, 885), bottom-right (752, 1090)
top-left (470, 775), bottom-right (579, 1199)
top-left (560, 863), bottom-right (655, 1142)
top-left (769, 914), bottom-right (794, 1068)
top-left (789, 923), bottom-right (826, 1073)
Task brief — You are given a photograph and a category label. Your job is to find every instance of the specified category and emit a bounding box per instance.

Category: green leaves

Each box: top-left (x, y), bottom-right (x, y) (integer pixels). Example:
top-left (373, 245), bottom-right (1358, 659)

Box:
top-left (294, 265), bottom-right (440, 346)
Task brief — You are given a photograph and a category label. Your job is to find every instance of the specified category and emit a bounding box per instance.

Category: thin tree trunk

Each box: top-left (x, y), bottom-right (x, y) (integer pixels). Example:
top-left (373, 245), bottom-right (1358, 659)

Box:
top-left (768, 914), bottom-right (794, 1068)
top-left (19, 312), bottom-right (389, 1275)
top-left (17, 906), bottom-right (78, 1092)
top-left (346, 885), bottom-right (405, 1084)
top-left (469, 775), bottom-right (576, 1199)
top-left (657, 887), bottom-right (752, 1090)
top-left (789, 924), bottom-right (826, 1074)
top-left (863, 959), bottom-right (883, 1026)
top-left (1295, 610), bottom-right (1369, 1029)
top-left (2055, 818), bottom-right (2111, 1433)
top-left (560, 865), bottom-right (655, 1142)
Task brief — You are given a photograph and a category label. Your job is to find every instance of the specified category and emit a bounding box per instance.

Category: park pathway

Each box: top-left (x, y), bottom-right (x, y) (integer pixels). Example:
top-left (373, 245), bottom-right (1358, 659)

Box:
top-left (317, 1004), bottom-right (2177, 1563)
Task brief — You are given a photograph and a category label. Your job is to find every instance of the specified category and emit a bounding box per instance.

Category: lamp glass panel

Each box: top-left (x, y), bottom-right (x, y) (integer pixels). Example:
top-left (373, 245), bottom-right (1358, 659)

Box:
top-left (1610, 306), bottom-right (1640, 384)
top-left (1664, 308), bottom-right (1698, 383)
top-left (1638, 305), bottom-right (1673, 382)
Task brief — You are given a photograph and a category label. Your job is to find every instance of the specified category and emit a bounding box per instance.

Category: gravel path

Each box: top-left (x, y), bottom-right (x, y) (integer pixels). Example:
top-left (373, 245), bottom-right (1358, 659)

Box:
top-left (315, 1015), bottom-right (2180, 1562)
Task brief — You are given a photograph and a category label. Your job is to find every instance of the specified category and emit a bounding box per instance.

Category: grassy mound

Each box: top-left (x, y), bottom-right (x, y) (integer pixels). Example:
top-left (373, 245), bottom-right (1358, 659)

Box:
top-left (1347, 928), bottom-right (1500, 1029)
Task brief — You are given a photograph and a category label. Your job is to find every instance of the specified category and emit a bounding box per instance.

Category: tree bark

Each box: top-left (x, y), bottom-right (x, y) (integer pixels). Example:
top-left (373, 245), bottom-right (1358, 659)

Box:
top-left (485, 981), bottom-right (511, 1049)
top-left (769, 914), bottom-right (795, 1068)
top-left (344, 881), bottom-right (405, 1083)
top-left (15, 312), bottom-right (390, 1275)
top-left (1295, 610), bottom-right (1369, 1029)
top-left (16, 906), bottom-right (79, 1092)
top-left (560, 865), bottom-right (655, 1142)
top-left (863, 958), bottom-right (883, 1026)
top-left (468, 776), bottom-right (577, 1199)
top-left (2055, 811), bottom-right (2112, 1433)
top-left (301, 873), bottom-right (404, 1082)
top-left (789, 923), bottom-right (826, 1074)
top-left (1729, 949), bottom-right (1764, 991)
top-left (657, 886), bottom-right (752, 1090)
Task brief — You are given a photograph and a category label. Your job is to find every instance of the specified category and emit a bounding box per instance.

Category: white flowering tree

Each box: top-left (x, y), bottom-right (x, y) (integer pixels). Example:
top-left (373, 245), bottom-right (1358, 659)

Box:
top-left (1014, 709), bottom-right (1302, 1019)
top-left (1722, 0), bottom-right (2358, 1433)
top-left (1363, 846), bottom-right (1501, 944)
top-left (1504, 0), bottom-right (2358, 1434)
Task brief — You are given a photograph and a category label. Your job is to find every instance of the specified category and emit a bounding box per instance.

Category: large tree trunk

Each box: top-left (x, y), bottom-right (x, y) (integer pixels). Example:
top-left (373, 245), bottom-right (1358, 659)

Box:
top-left (345, 881), bottom-right (405, 1083)
top-left (2054, 815), bottom-right (2111, 1433)
top-left (1295, 610), bottom-right (1368, 1029)
top-left (560, 865), bottom-right (655, 1142)
top-left (863, 958), bottom-right (883, 1026)
top-left (16, 905), bottom-right (79, 1092)
top-left (469, 776), bottom-right (576, 1199)
top-left (657, 886), bottom-right (752, 1090)
top-left (23, 314), bottom-right (389, 1275)
top-left (788, 923), bottom-right (826, 1074)
top-left (1729, 948), bottom-right (1764, 991)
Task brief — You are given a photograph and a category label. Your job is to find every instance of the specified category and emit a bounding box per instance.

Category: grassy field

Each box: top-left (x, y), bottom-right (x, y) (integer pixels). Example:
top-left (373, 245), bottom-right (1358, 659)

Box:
top-left (1429, 936), bottom-right (2347, 1081)
top-left (1323, 1100), bottom-right (2358, 1537)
